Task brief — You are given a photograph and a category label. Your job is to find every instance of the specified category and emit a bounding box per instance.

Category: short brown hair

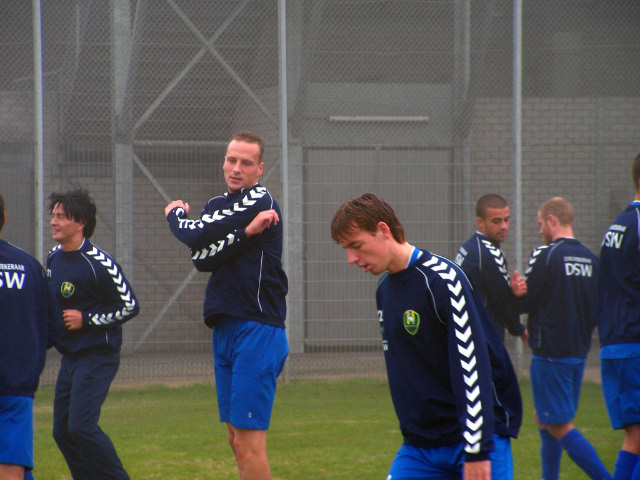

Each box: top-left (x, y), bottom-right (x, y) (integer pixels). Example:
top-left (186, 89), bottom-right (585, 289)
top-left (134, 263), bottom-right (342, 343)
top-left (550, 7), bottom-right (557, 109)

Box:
top-left (0, 193), bottom-right (4, 233)
top-left (476, 194), bottom-right (508, 218)
top-left (632, 153), bottom-right (640, 191)
top-left (539, 197), bottom-right (574, 226)
top-left (331, 193), bottom-right (406, 244)
top-left (230, 131), bottom-right (265, 161)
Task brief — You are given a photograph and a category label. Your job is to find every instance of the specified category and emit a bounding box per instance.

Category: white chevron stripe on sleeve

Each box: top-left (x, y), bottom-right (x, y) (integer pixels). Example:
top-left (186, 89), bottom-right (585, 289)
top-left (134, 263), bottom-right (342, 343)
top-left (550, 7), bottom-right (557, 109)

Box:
top-left (467, 400), bottom-right (482, 417)
top-left (192, 232), bottom-right (238, 261)
top-left (428, 255), bottom-right (484, 455)
top-left (86, 247), bottom-right (137, 326)
top-left (447, 280), bottom-right (462, 296)
top-left (464, 370), bottom-right (478, 387)
top-left (456, 325), bottom-right (472, 343)
top-left (481, 240), bottom-right (510, 283)
top-left (466, 416), bottom-right (484, 431)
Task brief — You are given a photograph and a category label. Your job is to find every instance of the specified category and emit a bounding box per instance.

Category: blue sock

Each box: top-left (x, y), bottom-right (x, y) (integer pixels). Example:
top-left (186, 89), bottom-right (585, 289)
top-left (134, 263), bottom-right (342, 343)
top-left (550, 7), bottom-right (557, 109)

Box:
top-left (540, 429), bottom-right (562, 480)
top-left (24, 470), bottom-right (35, 480)
top-left (614, 450), bottom-right (639, 480)
top-left (561, 429), bottom-right (613, 480)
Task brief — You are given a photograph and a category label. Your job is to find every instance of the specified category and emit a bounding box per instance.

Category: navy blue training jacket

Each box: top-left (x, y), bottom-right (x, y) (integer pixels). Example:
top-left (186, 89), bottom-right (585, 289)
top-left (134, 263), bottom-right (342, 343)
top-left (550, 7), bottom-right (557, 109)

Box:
top-left (519, 238), bottom-right (598, 358)
top-left (456, 233), bottom-right (525, 339)
top-left (47, 239), bottom-right (139, 355)
top-left (598, 202), bottom-right (640, 347)
top-left (0, 239), bottom-right (62, 397)
top-left (167, 183), bottom-right (287, 329)
top-left (377, 249), bottom-right (522, 462)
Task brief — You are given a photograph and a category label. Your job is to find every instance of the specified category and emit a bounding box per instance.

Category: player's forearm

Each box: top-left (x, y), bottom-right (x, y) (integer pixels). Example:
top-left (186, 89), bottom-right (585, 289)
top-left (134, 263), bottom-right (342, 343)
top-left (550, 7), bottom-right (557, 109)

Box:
top-left (84, 301), bottom-right (139, 327)
top-left (191, 228), bottom-right (249, 271)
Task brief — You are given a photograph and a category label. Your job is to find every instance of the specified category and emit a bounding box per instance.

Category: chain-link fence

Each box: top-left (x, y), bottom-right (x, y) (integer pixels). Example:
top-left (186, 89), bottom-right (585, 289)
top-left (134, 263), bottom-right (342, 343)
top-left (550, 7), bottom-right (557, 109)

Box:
top-left (1, 0), bottom-right (638, 386)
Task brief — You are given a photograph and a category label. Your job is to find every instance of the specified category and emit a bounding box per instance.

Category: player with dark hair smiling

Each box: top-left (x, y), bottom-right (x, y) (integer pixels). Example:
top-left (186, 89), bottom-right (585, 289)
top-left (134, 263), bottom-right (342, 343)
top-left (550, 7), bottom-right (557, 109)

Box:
top-left (47, 188), bottom-right (139, 480)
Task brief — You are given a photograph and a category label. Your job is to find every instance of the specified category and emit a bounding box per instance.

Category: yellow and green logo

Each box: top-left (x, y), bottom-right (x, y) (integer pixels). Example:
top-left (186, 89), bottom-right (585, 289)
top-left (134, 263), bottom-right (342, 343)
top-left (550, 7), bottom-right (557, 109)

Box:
top-left (403, 310), bottom-right (420, 335)
top-left (61, 282), bottom-right (75, 298)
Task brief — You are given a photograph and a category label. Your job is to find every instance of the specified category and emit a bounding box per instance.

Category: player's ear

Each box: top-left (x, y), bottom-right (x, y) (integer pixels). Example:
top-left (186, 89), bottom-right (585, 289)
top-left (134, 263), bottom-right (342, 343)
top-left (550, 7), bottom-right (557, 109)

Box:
top-left (377, 221), bottom-right (391, 237)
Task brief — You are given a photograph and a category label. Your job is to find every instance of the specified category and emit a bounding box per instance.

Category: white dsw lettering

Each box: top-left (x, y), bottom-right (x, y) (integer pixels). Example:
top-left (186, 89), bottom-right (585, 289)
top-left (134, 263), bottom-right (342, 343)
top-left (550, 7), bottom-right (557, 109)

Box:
top-left (564, 263), bottom-right (592, 277)
top-left (602, 231), bottom-right (623, 249)
top-left (0, 271), bottom-right (26, 289)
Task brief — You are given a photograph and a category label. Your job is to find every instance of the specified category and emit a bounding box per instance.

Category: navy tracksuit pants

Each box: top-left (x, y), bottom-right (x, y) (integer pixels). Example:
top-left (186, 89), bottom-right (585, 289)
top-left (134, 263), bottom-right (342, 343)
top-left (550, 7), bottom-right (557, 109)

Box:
top-left (52, 351), bottom-right (129, 480)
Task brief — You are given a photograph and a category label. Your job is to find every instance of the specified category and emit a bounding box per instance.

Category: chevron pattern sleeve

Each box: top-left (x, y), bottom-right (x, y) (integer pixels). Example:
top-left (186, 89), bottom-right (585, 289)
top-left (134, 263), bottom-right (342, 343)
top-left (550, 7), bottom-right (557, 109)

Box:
top-left (82, 246), bottom-right (139, 328)
top-left (190, 227), bottom-right (248, 272)
top-left (457, 234), bottom-right (525, 337)
top-left (168, 186), bottom-right (271, 251)
top-left (519, 245), bottom-right (549, 313)
top-left (375, 248), bottom-right (520, 458)
top-left (424, 255), bottom-right (495, 460)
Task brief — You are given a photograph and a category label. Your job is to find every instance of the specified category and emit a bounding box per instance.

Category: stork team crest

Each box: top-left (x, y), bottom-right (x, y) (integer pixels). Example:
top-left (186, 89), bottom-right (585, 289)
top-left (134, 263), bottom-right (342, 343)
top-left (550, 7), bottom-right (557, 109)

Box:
top-left (403, 310), bottom-right (420, 335)
top-left (60, 281), bottom-right (75, 298)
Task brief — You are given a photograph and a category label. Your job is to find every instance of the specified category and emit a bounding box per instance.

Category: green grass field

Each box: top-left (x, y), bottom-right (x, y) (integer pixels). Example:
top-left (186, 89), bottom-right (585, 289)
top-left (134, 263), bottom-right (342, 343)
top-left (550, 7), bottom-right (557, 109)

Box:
top-left (32, 379), bottom-right (619, 479)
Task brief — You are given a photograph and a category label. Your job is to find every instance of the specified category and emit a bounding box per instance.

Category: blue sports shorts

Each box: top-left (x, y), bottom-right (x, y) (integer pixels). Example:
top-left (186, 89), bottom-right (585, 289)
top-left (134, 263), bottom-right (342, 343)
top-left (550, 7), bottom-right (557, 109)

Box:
top-left (386, 435), bottom-right (512, 480)
top-left (530, 356), bottom-right (585, 425)
top-left (601, 356), bottom-right (640, 429)
top-left (0, 395), bottom-right (34, 469)
top-left (212, 317), bottom-right (288, 430)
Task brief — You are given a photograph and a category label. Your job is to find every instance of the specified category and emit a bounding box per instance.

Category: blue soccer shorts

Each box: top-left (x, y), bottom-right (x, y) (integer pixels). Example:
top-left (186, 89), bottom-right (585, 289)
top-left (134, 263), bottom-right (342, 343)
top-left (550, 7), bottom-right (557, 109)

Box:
top-left (0, 395), bottom-right (34, 470)
top-left (601, 356), bottom-right (640, 429)
top-left (212, 317), bottom-right (288, 430)
top-left (386, 435), bottom-right (513, 480)
top-left (530, 355), bottom-right (585, 425)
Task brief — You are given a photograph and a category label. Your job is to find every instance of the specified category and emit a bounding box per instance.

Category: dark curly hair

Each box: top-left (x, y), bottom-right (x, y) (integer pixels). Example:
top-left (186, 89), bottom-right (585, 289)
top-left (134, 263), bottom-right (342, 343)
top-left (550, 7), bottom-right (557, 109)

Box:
top-left (48, 188), bottom-right (97, 238)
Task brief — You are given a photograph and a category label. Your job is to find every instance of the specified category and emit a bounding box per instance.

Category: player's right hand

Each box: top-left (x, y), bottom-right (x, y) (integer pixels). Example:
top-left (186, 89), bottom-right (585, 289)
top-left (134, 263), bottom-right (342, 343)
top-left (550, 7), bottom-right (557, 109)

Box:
top-left (510, 270), bottom-right (527, 297)
top-left (463, 460), bottom-right (491, 480)
top-left (245, 209), bottom-right (279, 238)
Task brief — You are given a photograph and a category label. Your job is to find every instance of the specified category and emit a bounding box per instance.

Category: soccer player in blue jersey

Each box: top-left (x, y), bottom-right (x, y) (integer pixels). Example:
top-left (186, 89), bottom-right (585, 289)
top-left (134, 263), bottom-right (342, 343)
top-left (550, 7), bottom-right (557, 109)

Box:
top-left (0, 194), bottom-right (62, 480)
top-left (598, 153), bottom-right (640, 480)
top-left (48, 188), bottom-right (139, 480)
top-left (331, 193), bottom-right (522, 480)
top-left (518, 197), bottom-right (611, 480)
top-left (166, 131), bottom-right (288, 480)
top-left (456, 194), bottom-right (528, 342)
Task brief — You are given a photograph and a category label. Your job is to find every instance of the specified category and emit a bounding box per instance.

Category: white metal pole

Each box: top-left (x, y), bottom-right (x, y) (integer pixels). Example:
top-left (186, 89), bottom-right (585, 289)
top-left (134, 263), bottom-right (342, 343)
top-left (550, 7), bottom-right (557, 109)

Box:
top-left (278, 0), bottom-right (290, 380)
top-left (278, 0), bottom-right (289, 257)
top-left (513, 0), bottom-right (524, 371)
top-left (33, 0), bottom-right (44, 263)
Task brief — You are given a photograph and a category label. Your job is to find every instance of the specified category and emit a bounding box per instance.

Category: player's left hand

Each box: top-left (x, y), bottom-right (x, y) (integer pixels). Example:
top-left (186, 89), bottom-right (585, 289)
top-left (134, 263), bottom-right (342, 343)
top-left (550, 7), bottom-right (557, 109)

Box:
top-left (165, 200), bottom-right (190, 217)
top-left (62, 309), bottom-right (83, 331)
top-left (463, 460), bottom-right (491, 480)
